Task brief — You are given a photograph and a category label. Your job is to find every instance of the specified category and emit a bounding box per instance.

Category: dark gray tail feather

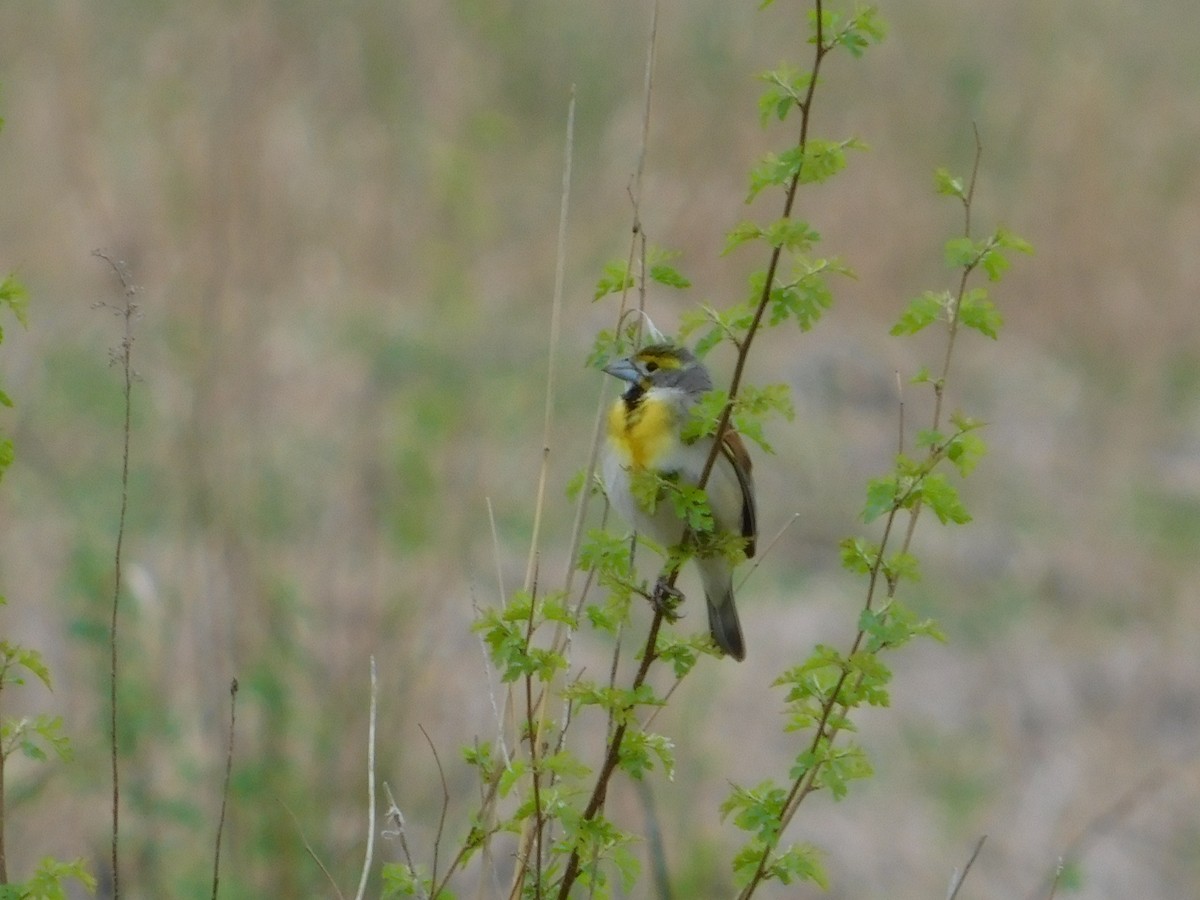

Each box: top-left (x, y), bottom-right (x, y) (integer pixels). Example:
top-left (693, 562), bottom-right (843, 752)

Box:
top-left (706, 587), bottom-right (746, 662)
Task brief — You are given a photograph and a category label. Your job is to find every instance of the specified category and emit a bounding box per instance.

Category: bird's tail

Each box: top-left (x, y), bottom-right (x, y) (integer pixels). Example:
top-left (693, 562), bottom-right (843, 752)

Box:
top-left (700, 561), bottom-right (745, 661)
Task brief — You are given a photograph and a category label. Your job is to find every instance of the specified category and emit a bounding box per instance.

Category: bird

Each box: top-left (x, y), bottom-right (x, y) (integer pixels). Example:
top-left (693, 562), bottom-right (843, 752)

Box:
top-left (601, 342), bottom-right (757, 661)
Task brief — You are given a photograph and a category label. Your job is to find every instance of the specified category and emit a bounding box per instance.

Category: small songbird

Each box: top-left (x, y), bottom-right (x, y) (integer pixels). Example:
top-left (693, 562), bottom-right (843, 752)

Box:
top-left (602, 343), bottom-right (757, 661)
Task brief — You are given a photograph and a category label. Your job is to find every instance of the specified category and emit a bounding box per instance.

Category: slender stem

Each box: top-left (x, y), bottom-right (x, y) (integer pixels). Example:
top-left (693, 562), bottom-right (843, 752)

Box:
top-left (94, 250), bottom-right (137, 899)
top-left (353, 660), bottom-right (378, 900)
top-left (211, 679), bottom-right (239, 900)
top-left (554, 606), bottom-right (667, 899)
top-left (946, 835), bottom-right (988, 900)
top-left (696, 0), bottom-right (830, 496)
top-left (0, 684), bottom-right (7, 884)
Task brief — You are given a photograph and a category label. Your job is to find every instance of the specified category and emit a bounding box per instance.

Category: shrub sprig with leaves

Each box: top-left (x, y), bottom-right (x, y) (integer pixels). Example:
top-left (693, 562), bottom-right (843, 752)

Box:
top-left (381, 1), bottom-right (1029, 897)
top-left (0, 263), bottom-right (96, 895)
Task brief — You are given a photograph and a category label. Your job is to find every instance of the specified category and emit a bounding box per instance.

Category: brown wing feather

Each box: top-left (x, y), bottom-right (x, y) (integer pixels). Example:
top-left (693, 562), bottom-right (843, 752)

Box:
top-left (719, 429), bottom-right (757, 558)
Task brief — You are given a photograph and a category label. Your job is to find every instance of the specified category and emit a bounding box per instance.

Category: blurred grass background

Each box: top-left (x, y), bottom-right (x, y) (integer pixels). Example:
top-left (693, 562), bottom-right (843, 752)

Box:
top-left (1, 0), bottom-right (1199, 897)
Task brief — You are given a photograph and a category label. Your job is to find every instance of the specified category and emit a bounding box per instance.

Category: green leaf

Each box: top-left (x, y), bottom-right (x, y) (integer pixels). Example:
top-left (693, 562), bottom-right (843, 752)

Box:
top-left (997, 227), bottom-right (1034, 257)
top-left (730, 382), bottom-right (794, 454)
top-left (18, 857), bottom-right (97, 900)
top-left (593, 260), bottom-right (635, 300)
top-left (678, 300), bottom-right (758, 356)
top-left (0, 275), bottom-right (29, 328)
top-left (934, 166), bottom-right (966, 199)
top-left (945, 428), bottom-right (987, 477)
top-left (747, 139), bottom-right (865, 200)
top-left (767, 842), bottom-right (829, 887)
top-left (681, 389), bottom-right (728, 443)
top-left (619, 730), bottom-right (676, 780)
top-left (655, 632), bottom-right (705, 678)
top-left (862, 475), bottom-right (899, 523)
top-left (918, 472), bottom-right (972, 525)
top-left (756, 64), bottom-right (813, 125)
top-left (957, 287), bottom-right (1003, 338)
top-left (763, 218), bottom-right (821, 252)
top-left (669, 482), bottom-right (715, 533)
top-left (497, 759), bottom-right (527, 797)
top-left (882, 551), bottom-right (921, 584)
top-left (748, 147), bottom-right (805, 199)
top-left (839, 537), bottom-right (878, 574)
top-left (828, 7), bottom-right (887, 58)
top-left (909, 366), bottom-right (934, 385)
top-left (763, 257), bottom-right (850, 331)
top-left (723, 221), bottom-right (764, 254)
top-left (943, 236), bottom-right (977, 269)
top-left (796, 138), bottom-right (866, 186)
top-left (891, 290), bottom-right (948, 335)
top-left (649, 262), bottom-right (691, 290)
top-left (979, 243), bottom-right (1012, 281)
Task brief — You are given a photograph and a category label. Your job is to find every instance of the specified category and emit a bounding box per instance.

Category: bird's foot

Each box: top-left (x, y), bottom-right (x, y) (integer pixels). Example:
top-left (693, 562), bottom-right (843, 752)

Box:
top-left (650, 576), bottom-right (684, 621)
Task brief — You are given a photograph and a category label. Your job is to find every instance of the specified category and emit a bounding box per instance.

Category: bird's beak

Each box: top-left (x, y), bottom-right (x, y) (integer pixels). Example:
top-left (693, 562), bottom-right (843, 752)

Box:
top-left (602, 357), bottom-right (642, 384)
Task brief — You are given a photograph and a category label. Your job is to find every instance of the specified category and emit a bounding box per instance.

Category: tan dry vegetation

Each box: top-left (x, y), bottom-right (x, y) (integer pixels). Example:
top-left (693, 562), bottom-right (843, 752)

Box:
top-left (0, 0), bottom-right (1198, 897)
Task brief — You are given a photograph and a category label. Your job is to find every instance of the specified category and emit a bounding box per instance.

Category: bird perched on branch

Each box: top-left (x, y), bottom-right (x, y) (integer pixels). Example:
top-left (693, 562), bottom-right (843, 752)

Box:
top-left (602, 343), bottom-right (757, 661)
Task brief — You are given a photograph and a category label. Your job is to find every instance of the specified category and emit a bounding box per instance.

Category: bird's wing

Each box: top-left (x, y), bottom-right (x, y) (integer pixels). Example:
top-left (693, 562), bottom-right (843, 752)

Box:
top-left (718, 429), bottom-right (757, 558)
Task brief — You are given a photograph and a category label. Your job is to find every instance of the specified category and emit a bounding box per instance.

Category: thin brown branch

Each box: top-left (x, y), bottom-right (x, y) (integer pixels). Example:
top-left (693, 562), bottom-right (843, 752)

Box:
top-left (946, 834), bottom-right (987, 900)
top-left (695, 0), bottom-right (831, 513)
top-left (210, 678), bottom-right (239, 900)
top-left (555, 604), bottom-right (668, 899)
top-left (280, 797), bottom-right (346, 900)
top-left (93, 249), bottom-right (138, 900)
top-left (418, 724), bottom-right (451, 890)
top-left (904, 132), bottom-right (983, 554)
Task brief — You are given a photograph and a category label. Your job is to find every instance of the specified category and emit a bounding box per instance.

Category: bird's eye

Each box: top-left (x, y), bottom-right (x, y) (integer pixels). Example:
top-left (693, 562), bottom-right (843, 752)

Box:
top-left (644, 360), bottom-right (659, 372)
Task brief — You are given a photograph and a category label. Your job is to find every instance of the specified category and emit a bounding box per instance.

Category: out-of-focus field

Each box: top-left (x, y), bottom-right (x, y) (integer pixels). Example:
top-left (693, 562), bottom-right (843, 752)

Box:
top-left (1, 1), bottom-right (1198, 897)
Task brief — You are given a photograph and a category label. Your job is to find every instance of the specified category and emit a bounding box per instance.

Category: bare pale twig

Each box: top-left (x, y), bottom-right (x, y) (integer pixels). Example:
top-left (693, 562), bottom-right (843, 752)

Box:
top-left (210, 678), bottom-right (239, 900)
top-left (1046, 859), bottom-right (1063, 900)
top-left (471, 585), bottom-right (512, 768)
top-left (1025, 755), bottom-right (1195, 900)
top-left (353, 658), bottom-right (379, 900)
top-left (486, 498), bottom-right (507, 607)
top-left (946, 834), bottom-right (987, 900)
top-left (382, 783), bottom-right (419, 873)
top-left (280, 797), bottom-right (346, 900)
top-left (523, 88), bottom-right (575, 594)
top-left (736, 512), bottom-right (801, 590)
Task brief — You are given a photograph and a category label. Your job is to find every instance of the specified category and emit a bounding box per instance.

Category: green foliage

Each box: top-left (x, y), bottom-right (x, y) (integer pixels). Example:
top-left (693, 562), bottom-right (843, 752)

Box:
top-left (1, 715), bottom-right (73, 765)
top-left (397, 3), bottom-right (1029, 898)
top-left (380, 863), bottom-right (448, 899)
top-left (0, 273), bottom-right (26, 483)
top-left (748, 137), bottom-right (867, 200)
top-left (815, 6), bottom-right (888, 58)
top-left (0, 273), bottom-right (95, 898)
top-left (0, 858), bottom-right (97, 900)
top-left (592, 246), bottom-right (691, 300)
top-left (0, 274), bottom-right (28, 329)
top-left (756, 64), bottom-right (813, 125)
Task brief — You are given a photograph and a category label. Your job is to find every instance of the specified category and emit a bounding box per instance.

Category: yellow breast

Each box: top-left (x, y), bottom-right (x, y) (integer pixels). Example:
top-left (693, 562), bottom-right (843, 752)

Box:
top-left (607, 396), bottom-right (676, 470)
